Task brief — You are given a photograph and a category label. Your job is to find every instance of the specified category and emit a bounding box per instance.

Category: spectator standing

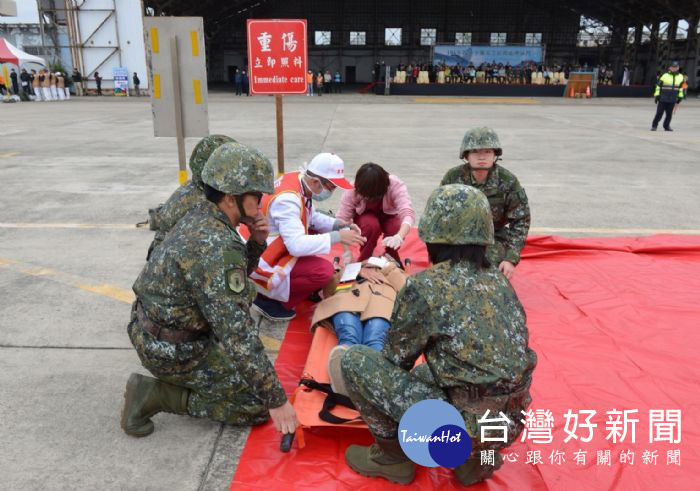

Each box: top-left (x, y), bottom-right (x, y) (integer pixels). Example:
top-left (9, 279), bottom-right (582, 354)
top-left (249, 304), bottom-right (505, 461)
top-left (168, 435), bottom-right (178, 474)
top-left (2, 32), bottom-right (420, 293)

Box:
top-left (63, 71), bottom-right (71, 99)
top-left (56, 72), bottom-right (66, 100)
top-left (94, 71), bottom-right (103, 95)
top-left (315, 71), bottom-right (323, 96)
top-left (41, 69), bottom-right (52, 100)
top-left (622, 65), bottom-right (630, 86)
top-left (306, 69), bottom-right (314, 95)
top-left (133, 72), bottom-right (140, 96)
top-left (10, 68), bottom-right (19, 94)
top-left (31, 70), bottom-right (41, 100)
top-left (324, 70), bottom-right (332, 94)
top-left (333, 71), bottom-right (341, 93)
top-left (234, 69), bottom-right (242, 95)
top-left (20, 68), bottom-right (31, 95)
top-left (72, 68), bottom-right (83, 96)
top-left (49, 71), bottom-right (58, 99)
top-left (242, 70), bottom-right (249, 95)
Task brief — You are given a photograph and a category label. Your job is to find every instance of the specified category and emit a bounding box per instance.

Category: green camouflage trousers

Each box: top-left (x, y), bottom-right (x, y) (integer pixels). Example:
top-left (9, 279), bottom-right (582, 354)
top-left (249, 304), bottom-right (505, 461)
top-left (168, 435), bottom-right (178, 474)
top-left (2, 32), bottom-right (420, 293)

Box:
top-left (340, 345), bottom-right (530, 454)
top-left (128, 319), bottom-right (269, 426)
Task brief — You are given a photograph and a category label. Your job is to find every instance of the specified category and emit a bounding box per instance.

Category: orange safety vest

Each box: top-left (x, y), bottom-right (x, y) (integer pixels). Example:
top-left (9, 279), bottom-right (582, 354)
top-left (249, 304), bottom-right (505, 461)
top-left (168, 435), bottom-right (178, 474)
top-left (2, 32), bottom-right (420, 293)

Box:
top-left (250, 172), bottom-right (309, 300)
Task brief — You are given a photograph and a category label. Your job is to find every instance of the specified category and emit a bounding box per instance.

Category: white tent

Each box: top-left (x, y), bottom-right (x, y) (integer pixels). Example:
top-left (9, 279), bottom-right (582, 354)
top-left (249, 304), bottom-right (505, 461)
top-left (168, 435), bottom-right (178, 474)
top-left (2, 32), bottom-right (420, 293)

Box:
top-left (0, 37), bottom-right (46, 69)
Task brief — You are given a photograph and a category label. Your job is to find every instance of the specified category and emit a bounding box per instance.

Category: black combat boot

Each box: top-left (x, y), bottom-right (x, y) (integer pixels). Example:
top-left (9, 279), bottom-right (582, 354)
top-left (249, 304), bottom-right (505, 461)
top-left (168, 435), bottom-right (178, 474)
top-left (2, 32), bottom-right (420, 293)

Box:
top-left (345, 436), bottom-right (415, 485)
top-left (120, 373), bottom-right (190, 437)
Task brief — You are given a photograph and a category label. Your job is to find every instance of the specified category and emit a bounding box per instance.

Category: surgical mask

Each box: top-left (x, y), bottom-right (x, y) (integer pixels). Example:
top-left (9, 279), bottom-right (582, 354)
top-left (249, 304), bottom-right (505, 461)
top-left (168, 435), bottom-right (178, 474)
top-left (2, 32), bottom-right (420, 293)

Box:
top-left (302, 169), bottom-right (334, 201)
top-left (311, 187), bottom-right (333, 201)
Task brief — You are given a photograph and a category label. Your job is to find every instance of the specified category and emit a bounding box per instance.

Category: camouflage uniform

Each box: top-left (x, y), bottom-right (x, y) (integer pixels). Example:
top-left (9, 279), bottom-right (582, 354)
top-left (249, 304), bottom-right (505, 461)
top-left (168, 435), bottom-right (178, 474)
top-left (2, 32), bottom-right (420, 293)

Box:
top-left (128, 142), bottom-right (285, 425)
top-left (341, 185), bottom-right (536, 477)
top-left (440, 127), bottom-right (530, 265)
top-left (147, 135), bottom-right (235, 259)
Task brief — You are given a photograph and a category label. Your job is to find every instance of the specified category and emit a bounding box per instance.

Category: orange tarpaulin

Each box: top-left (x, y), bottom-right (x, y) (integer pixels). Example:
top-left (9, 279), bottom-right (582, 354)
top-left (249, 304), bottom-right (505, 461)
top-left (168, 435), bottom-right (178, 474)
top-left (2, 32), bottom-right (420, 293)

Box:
top-left (232, 233), bottom-right (700, 490)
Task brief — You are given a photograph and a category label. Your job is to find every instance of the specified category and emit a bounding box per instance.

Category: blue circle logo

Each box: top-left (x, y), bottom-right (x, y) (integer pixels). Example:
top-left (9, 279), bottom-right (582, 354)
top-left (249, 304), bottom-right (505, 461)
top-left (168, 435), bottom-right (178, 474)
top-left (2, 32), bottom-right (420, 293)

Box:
top-left (398, 399), bottom-right (472, 467)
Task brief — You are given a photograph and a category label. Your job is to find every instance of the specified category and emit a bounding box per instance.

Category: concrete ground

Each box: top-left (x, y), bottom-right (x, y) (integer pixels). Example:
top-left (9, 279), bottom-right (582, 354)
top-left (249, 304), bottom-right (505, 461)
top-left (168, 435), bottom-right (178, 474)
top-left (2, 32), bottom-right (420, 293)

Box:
top-left (0, 92), bottom-right (698, 490)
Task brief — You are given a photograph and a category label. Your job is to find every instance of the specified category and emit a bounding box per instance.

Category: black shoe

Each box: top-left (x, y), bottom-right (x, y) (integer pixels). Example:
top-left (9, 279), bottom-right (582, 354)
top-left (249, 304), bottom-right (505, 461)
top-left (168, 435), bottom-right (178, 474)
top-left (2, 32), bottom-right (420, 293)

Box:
top-left (664, 127), bottom-right (673, 132)
top-left (650, 127), bottom-right (657, 131)
top-left (252, 295), bottom-right (296, 321)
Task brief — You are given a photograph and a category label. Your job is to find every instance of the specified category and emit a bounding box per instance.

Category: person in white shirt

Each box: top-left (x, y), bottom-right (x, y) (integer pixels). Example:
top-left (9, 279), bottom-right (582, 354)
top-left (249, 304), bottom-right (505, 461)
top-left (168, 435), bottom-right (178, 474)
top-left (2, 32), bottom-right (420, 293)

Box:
top-left (250, 153), bottom-right (365, 320)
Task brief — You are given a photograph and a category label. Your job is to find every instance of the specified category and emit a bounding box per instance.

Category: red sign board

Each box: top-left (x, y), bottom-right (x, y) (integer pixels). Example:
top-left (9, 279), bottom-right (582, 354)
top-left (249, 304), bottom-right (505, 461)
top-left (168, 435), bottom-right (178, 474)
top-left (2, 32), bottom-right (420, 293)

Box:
top-left (247, 19), bottom-right (308, 95)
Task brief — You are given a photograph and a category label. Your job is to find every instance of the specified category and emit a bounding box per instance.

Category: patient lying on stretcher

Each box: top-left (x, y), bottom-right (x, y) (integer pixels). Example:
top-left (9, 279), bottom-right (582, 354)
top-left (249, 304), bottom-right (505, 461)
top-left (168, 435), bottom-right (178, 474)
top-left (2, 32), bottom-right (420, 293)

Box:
top-left (310, 255), bottom-right (408, 395)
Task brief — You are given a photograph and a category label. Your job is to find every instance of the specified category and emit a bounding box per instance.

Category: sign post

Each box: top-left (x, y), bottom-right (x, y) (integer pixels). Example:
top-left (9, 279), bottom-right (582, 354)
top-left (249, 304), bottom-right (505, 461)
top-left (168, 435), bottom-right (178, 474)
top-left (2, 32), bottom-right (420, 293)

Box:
top-left (247, 19), bottom-right (308, 175)
top-left (144, 17), bottom-right (209, 185)
top-left (275, 94), bottom-right (284, 175)
top-left (169, 37), bottom-right (187, 183)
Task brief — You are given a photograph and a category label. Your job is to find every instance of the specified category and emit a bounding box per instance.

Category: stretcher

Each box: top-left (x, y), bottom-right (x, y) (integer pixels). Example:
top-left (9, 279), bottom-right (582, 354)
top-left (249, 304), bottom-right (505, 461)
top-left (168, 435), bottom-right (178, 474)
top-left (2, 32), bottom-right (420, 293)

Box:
top-left (283, 256), bottom-right (418, 451)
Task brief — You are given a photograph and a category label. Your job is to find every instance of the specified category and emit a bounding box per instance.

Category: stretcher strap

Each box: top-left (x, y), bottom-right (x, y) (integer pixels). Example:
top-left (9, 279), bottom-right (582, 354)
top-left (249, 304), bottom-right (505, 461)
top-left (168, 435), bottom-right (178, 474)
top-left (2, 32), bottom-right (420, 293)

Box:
top-left (299, 378), bottom-right (361, 425)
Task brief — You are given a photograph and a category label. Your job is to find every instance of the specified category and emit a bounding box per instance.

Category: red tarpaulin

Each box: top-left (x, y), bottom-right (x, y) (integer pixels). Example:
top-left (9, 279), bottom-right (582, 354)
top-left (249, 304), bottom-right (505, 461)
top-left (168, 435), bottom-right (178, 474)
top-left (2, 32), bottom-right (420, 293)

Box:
top-left (232, 233), bottom-right (700, 490)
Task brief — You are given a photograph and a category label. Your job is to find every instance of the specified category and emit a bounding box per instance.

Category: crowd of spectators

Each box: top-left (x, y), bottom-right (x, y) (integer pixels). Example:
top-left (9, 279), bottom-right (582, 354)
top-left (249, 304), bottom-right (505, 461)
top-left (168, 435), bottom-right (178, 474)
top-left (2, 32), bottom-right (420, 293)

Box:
top-left (306, 69), bottom-right (343, 95)
top-left (391, 62), bottom-right (582, 85)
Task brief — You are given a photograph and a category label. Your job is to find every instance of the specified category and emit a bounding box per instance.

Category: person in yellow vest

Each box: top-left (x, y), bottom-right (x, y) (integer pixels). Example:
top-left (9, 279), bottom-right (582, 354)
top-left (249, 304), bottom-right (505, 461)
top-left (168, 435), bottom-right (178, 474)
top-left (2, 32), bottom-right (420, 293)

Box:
top-left (250, 153), bottom-right (365, 321)
top-left (651, 61), bottom-right (685, 131)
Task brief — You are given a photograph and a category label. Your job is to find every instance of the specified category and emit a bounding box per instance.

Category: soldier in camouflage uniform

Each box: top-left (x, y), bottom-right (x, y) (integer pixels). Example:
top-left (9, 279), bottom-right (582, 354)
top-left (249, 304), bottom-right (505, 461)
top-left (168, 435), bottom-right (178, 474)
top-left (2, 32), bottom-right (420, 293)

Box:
top-left (341, 184), bottom-right (537, 485)
top-left (441, 127), bottom-right (530, 280)
top-left (146, 135), bottom-right (236, 259)
top-left (121, 142), bottom-right (298, 437)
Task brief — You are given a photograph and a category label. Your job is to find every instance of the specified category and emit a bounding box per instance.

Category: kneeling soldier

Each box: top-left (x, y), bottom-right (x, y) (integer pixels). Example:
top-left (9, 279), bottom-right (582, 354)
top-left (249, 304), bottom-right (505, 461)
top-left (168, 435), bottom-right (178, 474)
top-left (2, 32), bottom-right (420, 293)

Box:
top-left (341, 184), bottom-right (537, 485)
top-left (121, 142), bottom-right (297, 437)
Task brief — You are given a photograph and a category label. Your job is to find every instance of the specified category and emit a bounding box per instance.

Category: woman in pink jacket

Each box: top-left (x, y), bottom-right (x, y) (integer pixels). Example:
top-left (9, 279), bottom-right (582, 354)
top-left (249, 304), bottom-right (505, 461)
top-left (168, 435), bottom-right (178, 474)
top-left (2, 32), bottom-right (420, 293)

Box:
top-left (337, 163), bottom-right (415, 262)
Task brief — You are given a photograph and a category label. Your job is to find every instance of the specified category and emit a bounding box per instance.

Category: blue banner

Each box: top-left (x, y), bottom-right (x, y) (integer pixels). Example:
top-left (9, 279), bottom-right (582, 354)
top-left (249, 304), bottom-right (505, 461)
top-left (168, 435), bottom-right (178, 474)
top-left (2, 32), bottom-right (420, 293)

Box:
top-left (433, 45), bottom-right (542, 67)
top-left (113, 66), bottom-right (129, 96)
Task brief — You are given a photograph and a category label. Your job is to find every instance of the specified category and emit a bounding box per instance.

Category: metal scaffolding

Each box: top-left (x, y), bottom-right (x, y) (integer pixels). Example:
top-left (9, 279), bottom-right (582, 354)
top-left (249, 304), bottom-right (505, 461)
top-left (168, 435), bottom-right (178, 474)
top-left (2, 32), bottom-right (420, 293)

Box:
top-left (35, 0), bottom-right (122, 77)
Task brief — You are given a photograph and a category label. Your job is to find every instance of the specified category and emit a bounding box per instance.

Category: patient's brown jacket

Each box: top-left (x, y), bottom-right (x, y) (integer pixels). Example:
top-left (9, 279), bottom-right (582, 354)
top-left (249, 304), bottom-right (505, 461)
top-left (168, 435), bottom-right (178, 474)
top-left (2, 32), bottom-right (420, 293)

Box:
top-left (311, 263), bottom-right (407, 330)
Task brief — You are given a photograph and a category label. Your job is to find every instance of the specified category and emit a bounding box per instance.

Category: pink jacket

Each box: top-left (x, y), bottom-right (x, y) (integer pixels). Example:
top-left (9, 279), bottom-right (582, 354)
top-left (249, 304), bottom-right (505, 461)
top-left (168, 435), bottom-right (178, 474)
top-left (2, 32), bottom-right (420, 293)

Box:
top-left (337, 174), bottom-right (416, 226)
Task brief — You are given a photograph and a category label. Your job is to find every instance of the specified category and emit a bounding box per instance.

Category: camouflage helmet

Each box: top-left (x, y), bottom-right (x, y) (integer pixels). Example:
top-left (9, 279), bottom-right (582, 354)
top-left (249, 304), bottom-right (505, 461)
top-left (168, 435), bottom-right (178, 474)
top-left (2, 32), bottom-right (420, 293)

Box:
top-left (189, 135), bottom-right (236, 183)
top-left (459, 127), bottom-right (503, 158)
top-left (418, 184), bottom-right (494, 245)
top-left (201, 142), bottom-right (274, 195)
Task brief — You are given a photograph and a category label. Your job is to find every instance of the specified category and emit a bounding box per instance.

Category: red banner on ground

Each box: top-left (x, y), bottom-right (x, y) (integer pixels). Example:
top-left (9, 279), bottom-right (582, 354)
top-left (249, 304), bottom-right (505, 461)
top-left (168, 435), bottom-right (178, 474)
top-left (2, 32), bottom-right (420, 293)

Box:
top-left (232, 234), bottom-right (700, 490)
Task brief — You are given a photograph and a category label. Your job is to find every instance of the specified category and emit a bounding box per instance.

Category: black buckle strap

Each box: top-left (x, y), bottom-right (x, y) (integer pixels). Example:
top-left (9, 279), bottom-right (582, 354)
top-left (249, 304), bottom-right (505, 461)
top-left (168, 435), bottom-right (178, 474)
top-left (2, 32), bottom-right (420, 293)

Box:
top-left (299, 378), bottom-right (360, 425)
